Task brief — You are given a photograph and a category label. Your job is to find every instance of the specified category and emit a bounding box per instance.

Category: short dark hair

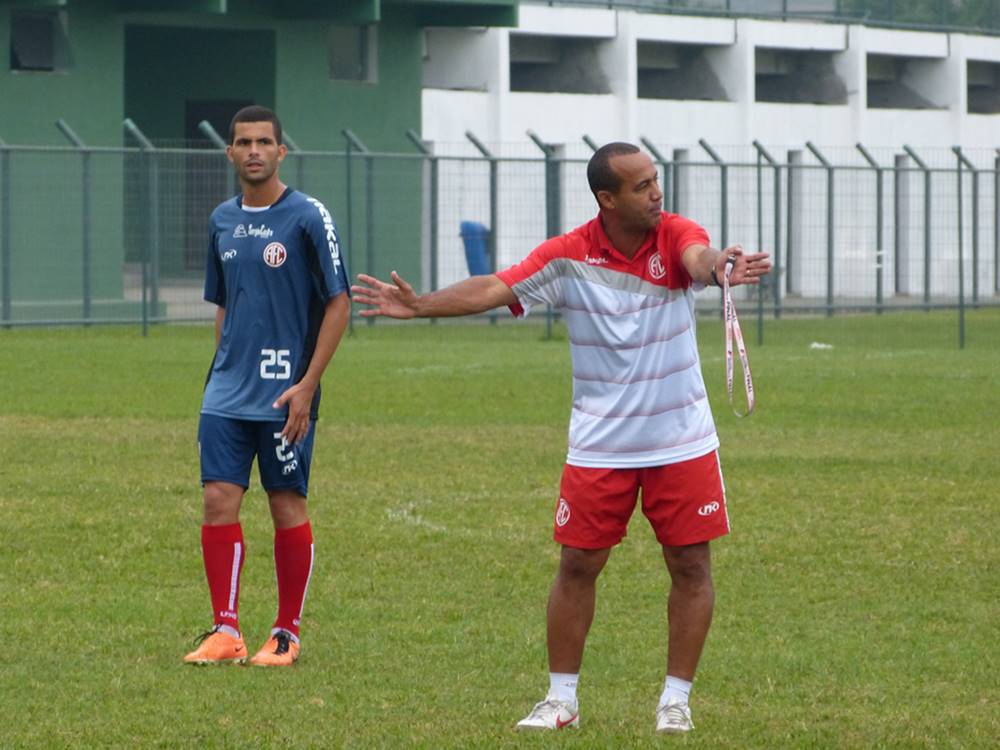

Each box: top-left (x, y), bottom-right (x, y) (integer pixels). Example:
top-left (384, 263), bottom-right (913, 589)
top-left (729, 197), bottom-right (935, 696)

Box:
top-left (587, 142), bottom-right (640, 197)
top-left (228, 105), bottom-right (283, 145)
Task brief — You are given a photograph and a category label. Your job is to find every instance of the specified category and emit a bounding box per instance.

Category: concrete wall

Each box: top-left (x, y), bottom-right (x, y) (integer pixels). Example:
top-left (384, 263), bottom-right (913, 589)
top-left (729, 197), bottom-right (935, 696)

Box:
top-left (421, 6), bottom-right (1000, 300)
top-left (422, 7), bottom-right (1000, 151)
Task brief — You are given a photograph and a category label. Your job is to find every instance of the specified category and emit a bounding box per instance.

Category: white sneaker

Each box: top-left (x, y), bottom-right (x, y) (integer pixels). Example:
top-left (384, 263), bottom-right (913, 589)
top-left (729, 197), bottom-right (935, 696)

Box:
top-left (655, 698), bottom-right (694, 733)
top-left (516, 695), bottom-right (580, 730)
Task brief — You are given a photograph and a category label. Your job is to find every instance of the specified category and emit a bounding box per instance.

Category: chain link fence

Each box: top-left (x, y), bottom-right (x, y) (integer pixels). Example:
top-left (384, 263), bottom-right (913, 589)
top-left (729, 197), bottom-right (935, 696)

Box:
top-left (1, 137), bottom-right (997, 345)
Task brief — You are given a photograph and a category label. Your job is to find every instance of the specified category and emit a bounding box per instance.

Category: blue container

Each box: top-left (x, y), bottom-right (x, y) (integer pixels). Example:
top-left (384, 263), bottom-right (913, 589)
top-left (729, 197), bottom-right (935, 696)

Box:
top-left (459, 221), bottom-right (491, 276)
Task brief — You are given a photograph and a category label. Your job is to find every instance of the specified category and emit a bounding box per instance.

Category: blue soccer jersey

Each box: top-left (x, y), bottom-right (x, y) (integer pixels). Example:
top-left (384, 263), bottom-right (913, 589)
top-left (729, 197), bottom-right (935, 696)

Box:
top-left (201, 188), bottom-right (349, 421)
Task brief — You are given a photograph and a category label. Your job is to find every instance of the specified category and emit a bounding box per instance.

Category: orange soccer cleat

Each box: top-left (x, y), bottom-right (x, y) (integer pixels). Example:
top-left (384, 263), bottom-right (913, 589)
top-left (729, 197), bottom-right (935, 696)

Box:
top-left (249, 631), bottom-right (300, 667)
top-left (183, 627), bottom-right (247, 665)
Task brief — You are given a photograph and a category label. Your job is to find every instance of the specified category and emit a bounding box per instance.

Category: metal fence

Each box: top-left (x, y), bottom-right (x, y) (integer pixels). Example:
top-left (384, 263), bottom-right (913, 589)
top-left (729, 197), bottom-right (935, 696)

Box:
top-left (1, 128), bottom-right (997, 346)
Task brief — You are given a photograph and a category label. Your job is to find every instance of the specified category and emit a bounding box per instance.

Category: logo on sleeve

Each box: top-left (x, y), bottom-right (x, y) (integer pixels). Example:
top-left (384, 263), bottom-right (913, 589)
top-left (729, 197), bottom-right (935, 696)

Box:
top-left (263, 242), bottom-right (287, 268)
top-left (648, 253), bottom-right (666, 280)
top-left (556, 498), bottom-right (572, 527)
top-left (306, 197), bottom-right (342, 274)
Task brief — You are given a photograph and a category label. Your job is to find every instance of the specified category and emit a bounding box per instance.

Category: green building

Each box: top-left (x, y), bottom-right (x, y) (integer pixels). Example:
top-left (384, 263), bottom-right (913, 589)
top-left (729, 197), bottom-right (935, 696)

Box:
top-left (2, 0), bottom-right (517, 148)
top-left (0, 0), bottom-right (517, 322)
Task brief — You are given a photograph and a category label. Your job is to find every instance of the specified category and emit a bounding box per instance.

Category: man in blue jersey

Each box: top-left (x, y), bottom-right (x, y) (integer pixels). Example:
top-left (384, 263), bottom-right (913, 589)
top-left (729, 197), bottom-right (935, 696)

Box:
top-left (184, 106), bottom-right (351, 667)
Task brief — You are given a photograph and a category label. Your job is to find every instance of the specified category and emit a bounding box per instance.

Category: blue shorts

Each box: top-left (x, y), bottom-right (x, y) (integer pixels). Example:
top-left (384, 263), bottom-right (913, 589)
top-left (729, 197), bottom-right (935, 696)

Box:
top-left (198, 413), bottom-right (316, 497)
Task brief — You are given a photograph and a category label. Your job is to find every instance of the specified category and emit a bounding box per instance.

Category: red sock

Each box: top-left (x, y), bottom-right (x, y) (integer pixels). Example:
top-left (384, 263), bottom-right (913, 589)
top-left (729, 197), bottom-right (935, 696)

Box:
top-left (273, 521), bottom-right (314, 638)
top-left (201, 523), bottom-right (245, 633)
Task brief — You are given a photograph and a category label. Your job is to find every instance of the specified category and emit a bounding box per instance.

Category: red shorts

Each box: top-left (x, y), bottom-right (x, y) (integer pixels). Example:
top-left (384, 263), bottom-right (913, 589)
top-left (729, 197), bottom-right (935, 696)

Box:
top-left (554, 451), bottom-right (729, 549)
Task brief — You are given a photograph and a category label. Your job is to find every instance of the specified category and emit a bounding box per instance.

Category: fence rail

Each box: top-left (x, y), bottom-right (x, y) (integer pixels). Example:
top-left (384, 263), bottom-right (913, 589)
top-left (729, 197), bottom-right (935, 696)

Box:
top-left (0, 130), bottom-right (997, 347)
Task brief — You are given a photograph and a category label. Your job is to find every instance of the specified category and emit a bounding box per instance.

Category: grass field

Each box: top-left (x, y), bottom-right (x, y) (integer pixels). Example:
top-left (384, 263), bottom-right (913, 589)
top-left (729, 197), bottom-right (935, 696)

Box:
top-left (1, 310), bottom-right (998, 749)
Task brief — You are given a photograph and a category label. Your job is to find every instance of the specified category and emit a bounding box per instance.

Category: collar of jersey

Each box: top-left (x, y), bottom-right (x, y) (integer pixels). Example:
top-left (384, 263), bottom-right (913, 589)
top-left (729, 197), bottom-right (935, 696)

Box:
top-left (236, 186), bottom-right (294, 211)
top-left (589, 214), bottom-right (657, 266)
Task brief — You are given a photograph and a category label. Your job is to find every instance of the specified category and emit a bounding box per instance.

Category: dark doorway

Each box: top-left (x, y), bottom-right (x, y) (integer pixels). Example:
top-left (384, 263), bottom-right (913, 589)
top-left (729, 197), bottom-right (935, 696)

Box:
top-left (185, 99), bottom-right (253, 146)
top-left (123, 25), bottom-right (275, 273)
top-left (183, 99), bottom-right (253, 270)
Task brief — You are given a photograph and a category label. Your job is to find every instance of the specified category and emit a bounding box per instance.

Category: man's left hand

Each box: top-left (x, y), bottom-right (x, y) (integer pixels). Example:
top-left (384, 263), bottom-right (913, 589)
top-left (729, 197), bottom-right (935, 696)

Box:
top-left (718, 246), bottom-right (772, 286)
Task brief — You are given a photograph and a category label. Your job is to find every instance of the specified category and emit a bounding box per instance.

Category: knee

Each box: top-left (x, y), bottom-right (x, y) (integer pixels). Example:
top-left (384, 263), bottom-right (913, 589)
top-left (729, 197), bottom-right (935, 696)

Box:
top-left (268, 492), bottom-right (308, 529)
top-left (558, 547), bottom-right (609, 584)
top-left (203, 483), bottom-right (241, 524)
top-left (666, 548), bottom-right (714, 593)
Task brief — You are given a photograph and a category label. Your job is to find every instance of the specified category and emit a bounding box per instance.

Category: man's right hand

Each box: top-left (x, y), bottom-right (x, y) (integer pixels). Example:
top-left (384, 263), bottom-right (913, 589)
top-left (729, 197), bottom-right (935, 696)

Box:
top-left (352, 271), bottom-right (419, 319)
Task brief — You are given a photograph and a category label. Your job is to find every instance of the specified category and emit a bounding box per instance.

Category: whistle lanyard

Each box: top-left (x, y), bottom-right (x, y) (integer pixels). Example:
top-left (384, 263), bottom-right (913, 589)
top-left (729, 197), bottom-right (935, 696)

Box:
top-left (723, 258), bottom-right (755, 417)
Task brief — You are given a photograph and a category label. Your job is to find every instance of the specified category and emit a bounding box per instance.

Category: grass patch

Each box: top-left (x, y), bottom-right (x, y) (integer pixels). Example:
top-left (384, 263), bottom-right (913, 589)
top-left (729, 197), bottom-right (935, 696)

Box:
top-left (1, 310), bottom-right (998, 748)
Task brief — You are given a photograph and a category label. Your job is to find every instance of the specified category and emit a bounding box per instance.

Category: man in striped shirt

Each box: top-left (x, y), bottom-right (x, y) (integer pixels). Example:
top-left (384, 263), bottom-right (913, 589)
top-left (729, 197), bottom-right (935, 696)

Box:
top-left (352, 142), bottom-right (771, 733)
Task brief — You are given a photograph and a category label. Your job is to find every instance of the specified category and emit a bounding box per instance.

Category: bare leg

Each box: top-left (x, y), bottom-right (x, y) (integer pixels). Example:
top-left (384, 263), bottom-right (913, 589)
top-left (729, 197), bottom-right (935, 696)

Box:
top-left (203, 481), bottom-right (244, 525)
top-left (662, 542), bottom-right (715, 681)
top-left (546, 546), bottom-right (612, 673)
top-left (267, 489), bottom-right (309, 529)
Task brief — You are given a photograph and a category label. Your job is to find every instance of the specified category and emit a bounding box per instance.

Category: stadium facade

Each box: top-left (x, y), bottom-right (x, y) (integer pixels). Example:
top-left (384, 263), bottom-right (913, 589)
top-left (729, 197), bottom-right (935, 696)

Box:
top-left (423, 1), bottom-right (1000, 152)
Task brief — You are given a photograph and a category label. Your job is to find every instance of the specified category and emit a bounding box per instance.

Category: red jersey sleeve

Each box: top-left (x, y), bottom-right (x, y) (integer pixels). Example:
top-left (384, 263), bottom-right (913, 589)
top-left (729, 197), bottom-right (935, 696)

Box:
top-left (496, 235), bottom-right (569, 317)
top-left (657, 213), bottom-right (710, 290)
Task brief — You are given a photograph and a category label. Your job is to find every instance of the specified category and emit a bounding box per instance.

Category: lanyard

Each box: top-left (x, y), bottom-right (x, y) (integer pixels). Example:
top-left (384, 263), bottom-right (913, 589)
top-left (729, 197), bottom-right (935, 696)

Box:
top-left (723, 257), bottom-right (755, 417)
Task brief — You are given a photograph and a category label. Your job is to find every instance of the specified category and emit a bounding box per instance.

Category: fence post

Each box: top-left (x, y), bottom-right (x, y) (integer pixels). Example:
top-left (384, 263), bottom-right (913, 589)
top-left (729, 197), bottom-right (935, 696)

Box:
top-left (993, 149), bottom-right (1000, 294)
top-left (787, 149), bottom-right (802, 297)
top-left (995, 151), bottom-right (1000, 295)
top-left (283, 132), bottom-right (305, 191)
top-left (856, 143), bottom-right (885, 314)
top-left (343, 130), bottom-right (373, 327)
top-left (903, 145), bottom-right (932, 308)
top-left (953, 146), bottom-right (973, 348)
top-left (0, 137), bottom-right (10, 327)
top-left (973, 158), bottom-right (980, 306)
top-left (407, 129), bottom-right (441, 326)
top-left (343, 132), bottom-right (355, 334)
top-left (894, 153), bottom-right (908, 296)
top-left (806, 142), bottom-right (835, 317)
top-left (755, 147), bottom-right (764, 343)
top-left (527, 130), bottom-right (562, 238)
top-left (466, 130), bottom-right (499, 324)
top-left (949, 148), bottom-right (982, 306)
top-left (123, 118), bottom-right (157, 336)
top-left (527, 130), bottom-right (562, 340)
top-left (407, 129), bottom-right (439, 299)
top-left (698, 139), bottom-right (728, 250)
top-left (752, 140), bottom-right (781, 338)
top-left (640, 137), bottom-right (673, 224)
top-left (198, 120), bottom-right (236, 198)
top-left (56, 120), bottom-right (93, 325)
top-left (699, 139), bottom-right (727, 319)
top-left (672, 148), bottom-right (689, 215)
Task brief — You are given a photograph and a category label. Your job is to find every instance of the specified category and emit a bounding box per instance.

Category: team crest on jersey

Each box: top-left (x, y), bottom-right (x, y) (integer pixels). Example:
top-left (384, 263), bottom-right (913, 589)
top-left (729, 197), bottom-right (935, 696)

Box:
top-left (555, 498), bottom-right (571, 527)
top-left (263, 242), bottom-right (287, 268)
top-left (648, 253), bottom-right (666, 280)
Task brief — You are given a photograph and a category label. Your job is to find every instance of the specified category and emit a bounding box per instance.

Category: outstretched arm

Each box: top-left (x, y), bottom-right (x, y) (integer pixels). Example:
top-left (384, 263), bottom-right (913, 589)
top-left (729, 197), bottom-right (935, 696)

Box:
top-left (352, 271), bottom-right (517, 319)
top-left (682, 244), bottom-right (772, 288)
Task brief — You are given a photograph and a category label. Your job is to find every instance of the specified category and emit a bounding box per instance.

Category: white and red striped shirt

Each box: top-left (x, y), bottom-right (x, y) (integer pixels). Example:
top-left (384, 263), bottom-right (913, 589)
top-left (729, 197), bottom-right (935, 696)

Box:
top-left (497, 212), bottom-right (718, 469)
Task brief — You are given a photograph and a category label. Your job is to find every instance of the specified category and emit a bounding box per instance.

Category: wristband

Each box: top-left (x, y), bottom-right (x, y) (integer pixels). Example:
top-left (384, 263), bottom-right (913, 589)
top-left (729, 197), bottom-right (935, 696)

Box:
top-left (710, 266), bottom-right (721, 287)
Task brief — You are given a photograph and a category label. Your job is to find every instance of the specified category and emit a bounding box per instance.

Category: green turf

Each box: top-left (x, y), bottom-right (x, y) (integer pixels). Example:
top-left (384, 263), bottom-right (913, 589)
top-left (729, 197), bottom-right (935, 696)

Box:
top-left (1, 310), bottom-right (998, 748)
